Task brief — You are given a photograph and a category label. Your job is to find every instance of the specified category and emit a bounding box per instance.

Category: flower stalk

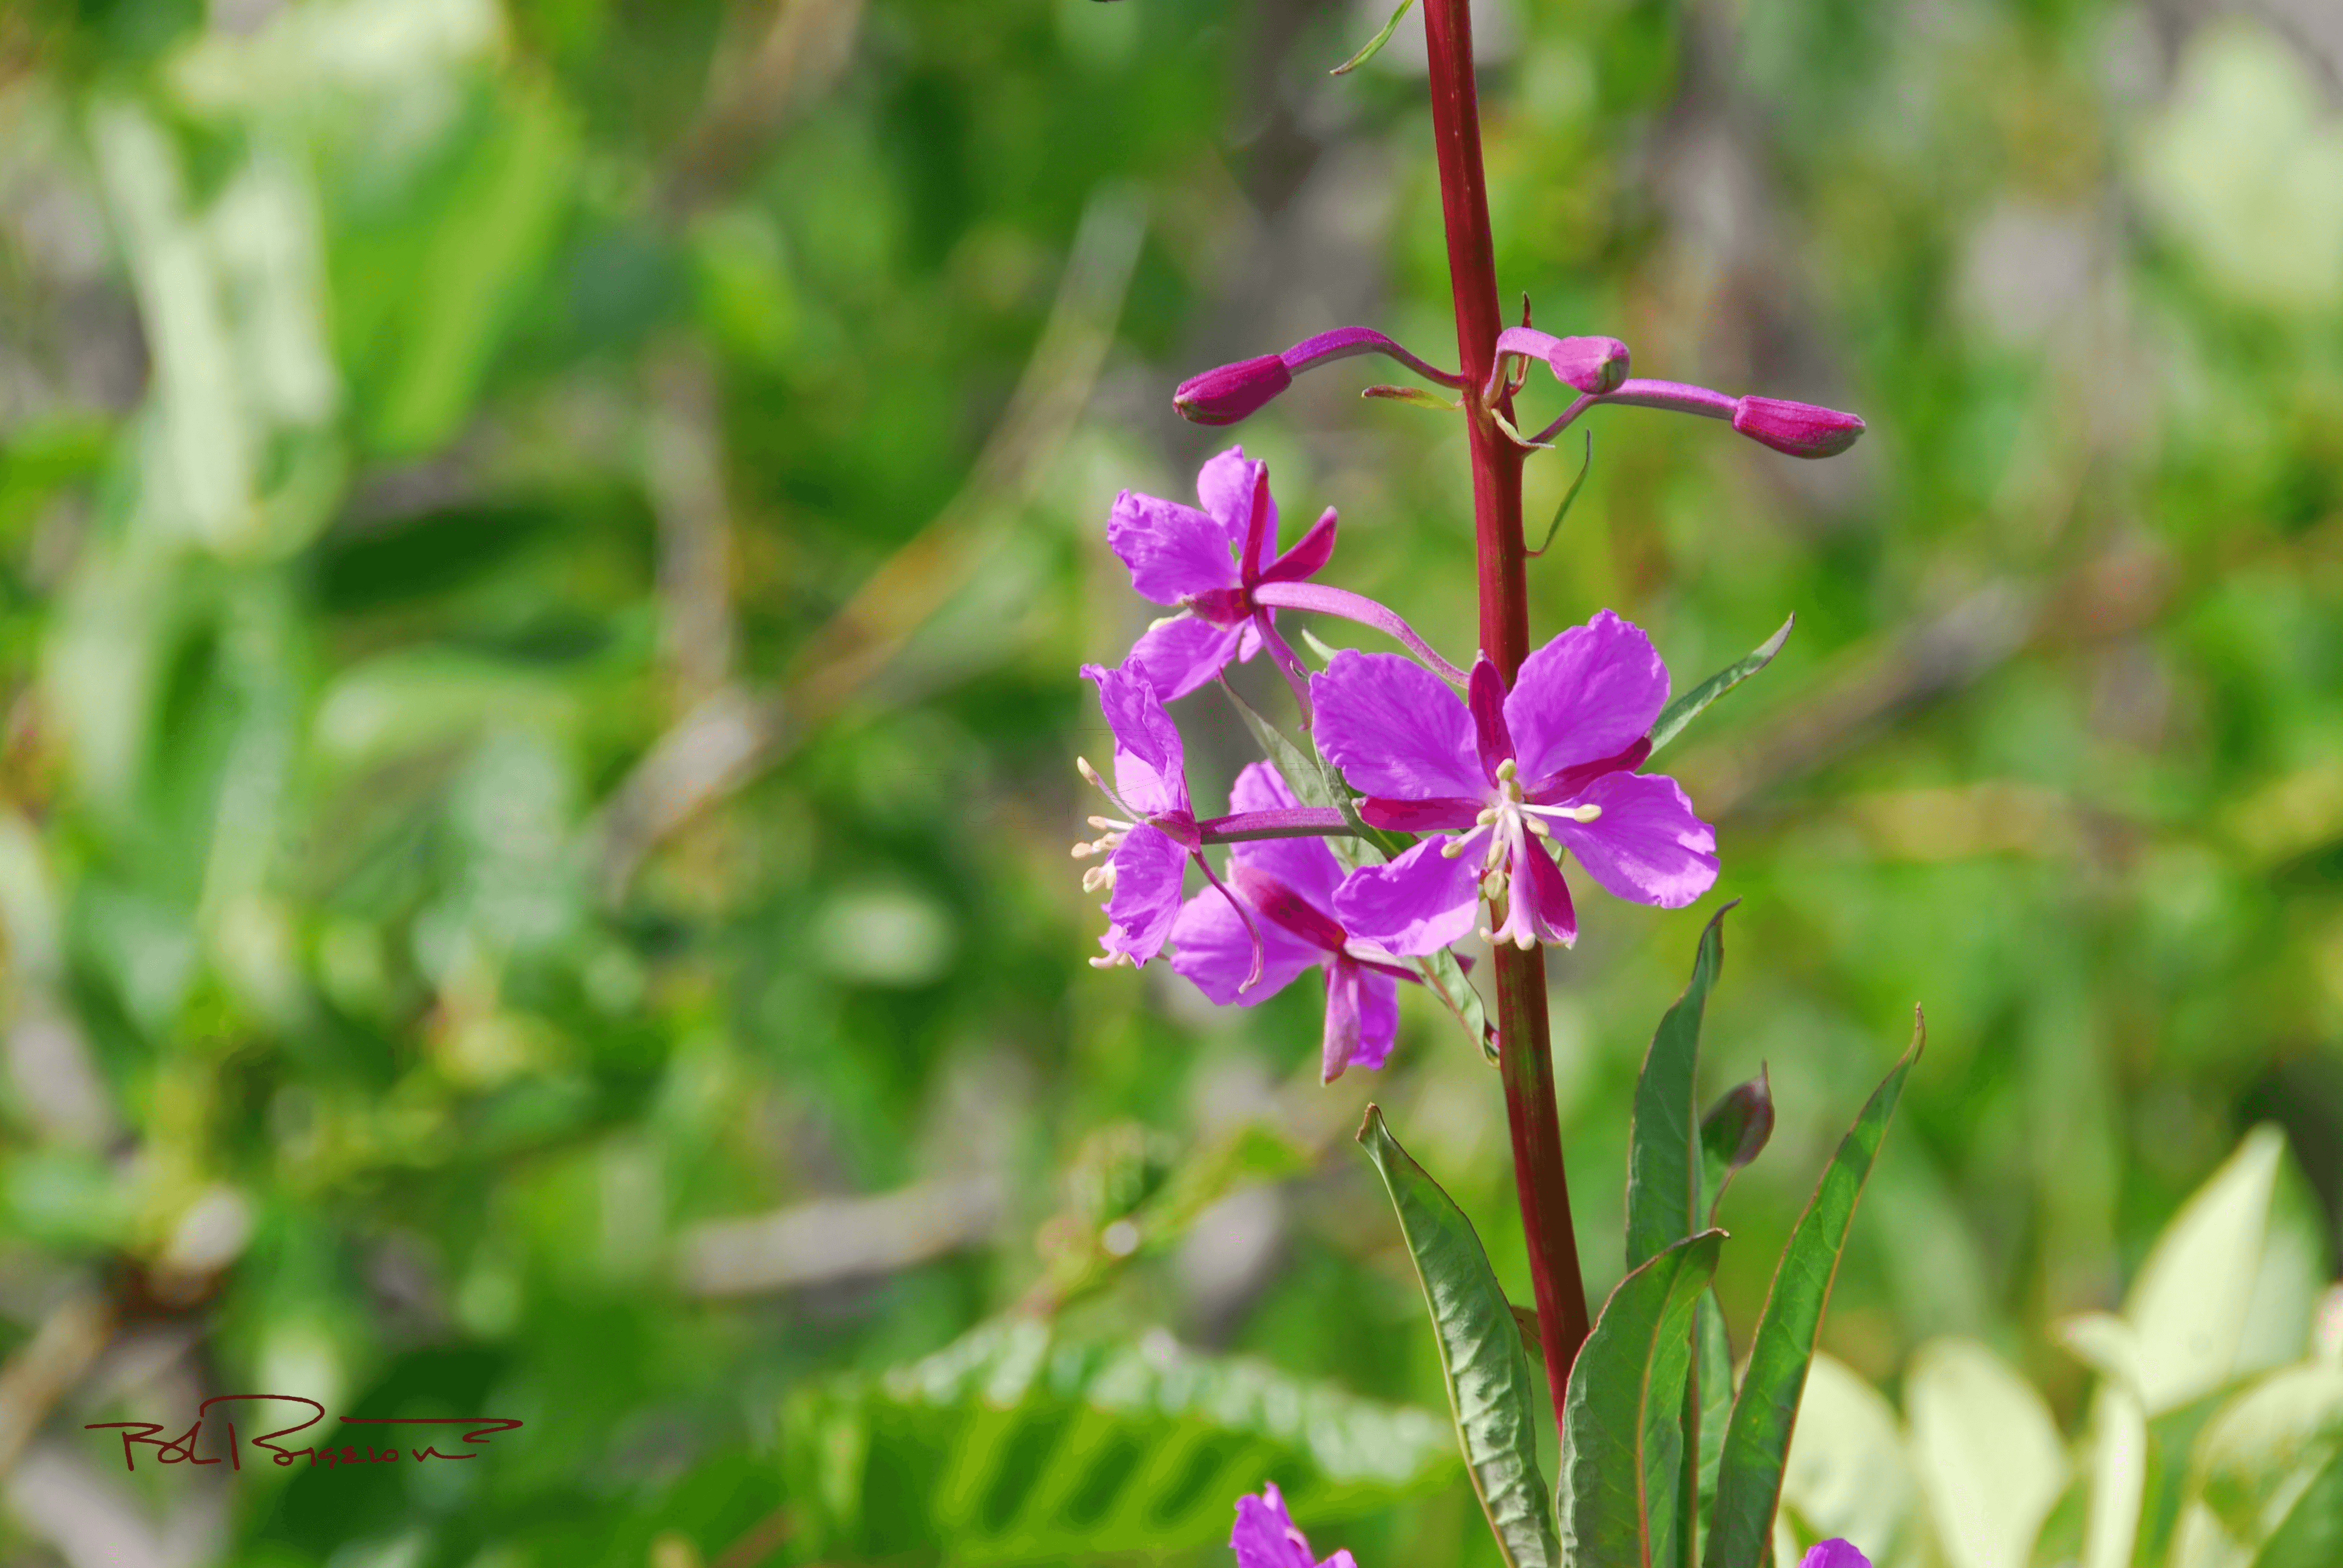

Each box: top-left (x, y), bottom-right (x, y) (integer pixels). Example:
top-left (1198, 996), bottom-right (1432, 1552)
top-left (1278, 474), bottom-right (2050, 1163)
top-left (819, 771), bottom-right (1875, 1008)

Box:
top-left (1421, 0), bottom-right (1594, 1409)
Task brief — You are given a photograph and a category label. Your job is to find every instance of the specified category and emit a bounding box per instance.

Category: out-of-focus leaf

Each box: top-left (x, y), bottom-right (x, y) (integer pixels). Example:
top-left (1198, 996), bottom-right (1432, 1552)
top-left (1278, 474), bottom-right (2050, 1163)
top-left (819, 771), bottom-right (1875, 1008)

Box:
top-left (1645, 616), bottom-right (1794, 757)
top-left (1906, 1338), bottom-right (2069, 1568)
top-left (1133, 1121), bottom-right (1309, 1257)
top-left (781, 1316), bottom-right (1457, 1564)
top-left (1699, 1068), bottom-right (1774, 1226)
top-left (1557, 1228), bottom-right (1725, 1568)
top-left (1356, 1105), bottom-right (1558, 1568)
top-left (2166, 1360), bottom-right (2343, 1568)
top-left (1774, 1352), bottom-right (1916, 1567)
top-left (1692, 1293), bottom-right (1733, 1566)
top-left (1627, 903), bottom-right (1731, 1270)
top-left (2125, 1124), bottom-right (2285, 1414)
top-left (1705, 1013), bottom-right (1921, 1568)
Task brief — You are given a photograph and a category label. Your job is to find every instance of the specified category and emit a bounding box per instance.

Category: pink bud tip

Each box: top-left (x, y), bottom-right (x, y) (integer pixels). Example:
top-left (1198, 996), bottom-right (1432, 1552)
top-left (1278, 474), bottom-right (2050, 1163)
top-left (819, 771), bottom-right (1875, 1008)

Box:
top-left (1799, 1541), bottom-right (1872, 1568)
top-left (1731, 395), bottom-right (1866, 458)
top-left (1174, 354), bottom-right (1294, 426)
top-left (1493, 327), bottom-right (1633, 394)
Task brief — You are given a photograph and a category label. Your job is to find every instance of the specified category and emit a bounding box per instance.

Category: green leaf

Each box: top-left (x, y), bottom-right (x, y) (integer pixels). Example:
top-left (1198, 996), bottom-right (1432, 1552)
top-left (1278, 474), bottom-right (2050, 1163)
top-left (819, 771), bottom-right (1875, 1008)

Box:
top-left (1699, 1068), bottom-right (1774, 1227)
top-left (1627, 904), bottom-right (1733, 1271)
top-left (1646, 616), bottom-right (1794, 757)
top-left (1703, 1011), bottom-right (1922, 1568)
top-left (2166, 1360), bottom-right (2343, 1568)
top-left (1906, 1338), bottom-right (2070, 1568)
top-left (1691, 1293), bottom-right (1734, 1566)
top-left (2125, 1124), bottom-right (2287, 1414)
top-left (1526, 432), bottom-right (1593, 557)
top-left (781, 1317), bottom-right (1457, 1564)
top-left (1413, 944), bottom-right (1496, 1066)
top-left (1557, 1229), bottom-right (1726, 1568)
top-left (1329, 0), bottom-right (1419, 76)
top-left (1356, 1105), bottom-right (1560, 1568)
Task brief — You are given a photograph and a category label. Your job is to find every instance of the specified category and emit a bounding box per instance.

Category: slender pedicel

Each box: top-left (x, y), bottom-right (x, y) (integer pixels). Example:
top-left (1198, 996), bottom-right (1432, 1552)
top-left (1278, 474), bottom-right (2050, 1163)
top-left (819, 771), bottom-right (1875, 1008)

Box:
top-left (1175, 327), bottom-right (1463, 425)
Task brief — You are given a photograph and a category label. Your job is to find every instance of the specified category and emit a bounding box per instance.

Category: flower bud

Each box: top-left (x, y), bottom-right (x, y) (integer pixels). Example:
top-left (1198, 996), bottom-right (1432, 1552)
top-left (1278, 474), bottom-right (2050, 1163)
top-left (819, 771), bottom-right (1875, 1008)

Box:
top-left (1731, 395), bottom-right (1866, 458)
top-left (1173, 354), bottom-right (1294, 426)
top-left (1493, 327), bottom-right (1631, 394)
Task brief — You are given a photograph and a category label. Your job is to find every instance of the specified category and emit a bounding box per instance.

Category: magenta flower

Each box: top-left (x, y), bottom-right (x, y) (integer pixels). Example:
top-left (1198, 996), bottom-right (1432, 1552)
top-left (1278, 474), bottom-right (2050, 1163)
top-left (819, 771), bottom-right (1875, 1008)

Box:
top-left (1109, 448), bottom-right (1326, 704)
top-left (1172, 762), bottom-right (1416, 1083)
top-left (1316, 612), bottom-right (1718, 955)
top-left (1230, 1483), bottom-right (1357, 1568)
top-left (1110, 448), bottom-right (1467, 707)
top-left (1801, 1543), bottom-right (1871, 1568)
top-left (1073, 662), bottom-right (1210, 969)
top-left (1490, 326), bottom-right (1631, 396)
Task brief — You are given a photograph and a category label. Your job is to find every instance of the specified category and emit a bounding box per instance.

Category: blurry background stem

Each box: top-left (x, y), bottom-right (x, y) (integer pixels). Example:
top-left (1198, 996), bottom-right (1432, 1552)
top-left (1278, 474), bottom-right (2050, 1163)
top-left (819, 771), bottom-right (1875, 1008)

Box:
top-left (1423, 0), bottom-right (1594, 1408)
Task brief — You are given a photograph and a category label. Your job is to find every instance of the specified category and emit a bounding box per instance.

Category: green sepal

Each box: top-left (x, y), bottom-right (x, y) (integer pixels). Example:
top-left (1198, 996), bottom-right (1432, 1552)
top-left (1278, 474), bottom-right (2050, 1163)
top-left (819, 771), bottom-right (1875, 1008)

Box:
top-left (1646, 616), bottom-right (1794, 757)
top-left (1702, 1011), bottom-right (1924, 1568)
top-left (1365, 383), bottom-right (1463, 412)
top-left (1356, 1105), bottom-right (1561, 1568)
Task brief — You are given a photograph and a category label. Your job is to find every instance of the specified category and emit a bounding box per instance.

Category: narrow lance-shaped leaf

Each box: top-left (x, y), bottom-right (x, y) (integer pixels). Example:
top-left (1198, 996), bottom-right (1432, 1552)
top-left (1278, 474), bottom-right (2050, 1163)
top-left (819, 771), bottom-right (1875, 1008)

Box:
top-left (1330, 0), bottom-right (1419, 74)
top-left (1646, 616), bottom-right (1794, 757)
top-left (1625, 906), bottom-right (1734, 1568)
top-left (1699, 1068), bottom-right (1774, 1227)
top-left (1627, 903), bottom-right (1734, 1270)
top-left (1690, 1293), bottom-right (1734, 1567)
top-left (1557, 1229), bottom-right (1727, 1568)
top-left (1357, 1106), bottom-right (1560, 1568)
top-left (1703, 1010), bottom-right (1924, 1568)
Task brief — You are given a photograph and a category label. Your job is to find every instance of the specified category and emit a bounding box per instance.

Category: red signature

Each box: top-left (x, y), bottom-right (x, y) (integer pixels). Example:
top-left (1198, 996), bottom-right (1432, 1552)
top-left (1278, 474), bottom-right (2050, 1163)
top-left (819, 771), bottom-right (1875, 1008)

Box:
top-left (86, 1396), bottom-right (521, 1472)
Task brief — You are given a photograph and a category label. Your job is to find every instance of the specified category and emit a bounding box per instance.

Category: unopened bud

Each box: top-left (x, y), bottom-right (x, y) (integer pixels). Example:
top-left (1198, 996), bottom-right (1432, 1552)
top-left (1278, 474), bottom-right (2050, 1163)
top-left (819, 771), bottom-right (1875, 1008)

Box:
top-left (1731, 396), bottom-right (1866, 459)
top-left (1493, 327), bottom-right (1632, 395)
top-left (1173, 354), bottom-right (1293, 426)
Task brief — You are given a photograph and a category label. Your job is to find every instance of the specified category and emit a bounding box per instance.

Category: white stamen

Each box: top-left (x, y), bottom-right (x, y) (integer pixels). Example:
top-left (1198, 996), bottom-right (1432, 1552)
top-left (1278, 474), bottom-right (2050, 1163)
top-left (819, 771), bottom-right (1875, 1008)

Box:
top-left (1495, 757), bottom-right (1517, 782)
top-left (1440, 835), bottom-right (1470, 858)
top-left (1522, 802), bottom-right (1602, 823)
top-left (1475, 807), bottom-right (1498, 826)
top-left (1076, 756), bottom-right (1105, 788)
top-left (1524, 815), bottom-right (1549, 837)
top-left (1082, 864), bottom-right (1118, 894)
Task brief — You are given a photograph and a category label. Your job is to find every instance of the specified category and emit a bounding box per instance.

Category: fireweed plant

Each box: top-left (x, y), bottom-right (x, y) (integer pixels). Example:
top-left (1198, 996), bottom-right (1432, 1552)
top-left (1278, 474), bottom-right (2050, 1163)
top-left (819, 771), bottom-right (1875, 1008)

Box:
top-left (1072, 4), bottom-right (1922, 1567)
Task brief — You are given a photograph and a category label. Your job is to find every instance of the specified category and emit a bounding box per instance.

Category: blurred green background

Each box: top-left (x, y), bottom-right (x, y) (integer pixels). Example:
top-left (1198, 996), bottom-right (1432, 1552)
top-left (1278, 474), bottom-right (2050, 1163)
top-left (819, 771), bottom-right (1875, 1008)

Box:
top-left (1, 0), bottom-right (2339, 1564)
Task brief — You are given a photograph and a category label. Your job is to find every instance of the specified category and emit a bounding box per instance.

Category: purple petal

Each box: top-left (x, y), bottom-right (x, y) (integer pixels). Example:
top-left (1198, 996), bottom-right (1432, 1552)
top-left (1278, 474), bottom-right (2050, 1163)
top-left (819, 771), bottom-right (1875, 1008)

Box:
top-left (1350, 965), bottom-right (1400, 1073)
top-left (1175, 354), bottom-right (1293, 425)
top-left (1235, 616), bottom-right (1265, 662)
top-left (1101, 824), bottom-right (1187, 966)
top-left (1082, 664), bottom-right (1190, 818)
top-left (1506, 612), bottom-right (1670, 785)
top-left (1259, 506), bottom-right (1337, 585)
top-left (1359, 797), bottom-right (1484, 834)
top-left (1799, 1543), bottom-right (1872, 1568)
top-left (1332, 834), bottom-right (1484, 956)
top-left (1230, 1485), bottom-right (1317, 1568)
top-left (1515, 838), bottom-right (1579, 947)
top-left (1127, 614), bottom-right (1245, 702)
top-left (1321, 959), bottom-right (1363, 1083)
top-left (1236, 464), bottom-right (1274, 580)
top-left (1312, 652), bottom-right (1485, 801)
top-left (1197, 447), bottom-right (1276, 544)
top-left (1170, 878), bottom-right (1321, 1005)
top-left (1555, 770), bottom-right (1718, 909)
top-left (1107, 491), bottom-right (1239, 605)
top-left (1467, 656), bottom-right (1513, 783)
top-left (1226, 763), bottom-right (1346, 911)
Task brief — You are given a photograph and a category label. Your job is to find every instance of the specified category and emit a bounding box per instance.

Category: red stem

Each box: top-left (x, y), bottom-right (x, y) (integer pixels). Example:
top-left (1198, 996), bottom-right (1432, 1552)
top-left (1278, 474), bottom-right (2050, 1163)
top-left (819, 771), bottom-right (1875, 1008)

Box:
top-left (1420, 0), bottom-right (1593, 1415)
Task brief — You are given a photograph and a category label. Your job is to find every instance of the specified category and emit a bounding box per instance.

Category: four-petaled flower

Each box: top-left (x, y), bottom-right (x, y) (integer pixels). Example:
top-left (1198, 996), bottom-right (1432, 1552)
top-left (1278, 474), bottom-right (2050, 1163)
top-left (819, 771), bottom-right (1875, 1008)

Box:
top-left (1172, 762), bottom-right (1417, 1083)
top-left (1073, 662), bottom-right (1208, 969)
top-left (1317, 612), bottom-right (1719, 955)
top-left (1229, 1483), bottom-right (1356, 1568)
top-left (1109, 448), bottom-right (1331, 702)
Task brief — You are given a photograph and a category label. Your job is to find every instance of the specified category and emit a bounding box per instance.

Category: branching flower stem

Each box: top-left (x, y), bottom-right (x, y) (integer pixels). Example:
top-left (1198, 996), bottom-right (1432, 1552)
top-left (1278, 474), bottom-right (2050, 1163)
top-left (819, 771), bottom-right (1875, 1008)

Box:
top-left (1423, 0), bottom-right (1594, 1416)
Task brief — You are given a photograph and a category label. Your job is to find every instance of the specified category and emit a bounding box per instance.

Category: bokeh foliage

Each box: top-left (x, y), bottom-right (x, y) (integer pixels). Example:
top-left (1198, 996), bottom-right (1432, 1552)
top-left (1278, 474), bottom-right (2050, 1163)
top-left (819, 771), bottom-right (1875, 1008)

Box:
top-left (0, 0), bottom-right (2339, 1564)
